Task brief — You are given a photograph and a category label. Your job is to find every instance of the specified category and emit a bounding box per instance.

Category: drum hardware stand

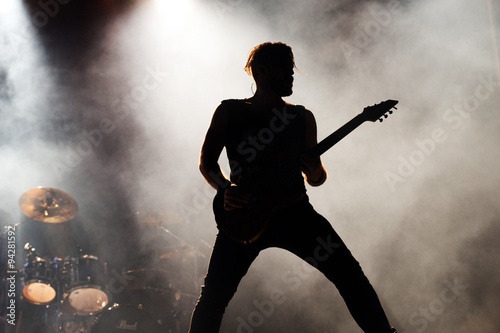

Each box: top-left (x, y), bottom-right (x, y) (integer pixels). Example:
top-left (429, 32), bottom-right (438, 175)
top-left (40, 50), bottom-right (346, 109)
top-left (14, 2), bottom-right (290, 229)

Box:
top-left (158, 226), bottom-right (192, 248)
top-left (53, 257), bottom-right (68, 333)
top-left (159, 227), bottom-right (205, 293)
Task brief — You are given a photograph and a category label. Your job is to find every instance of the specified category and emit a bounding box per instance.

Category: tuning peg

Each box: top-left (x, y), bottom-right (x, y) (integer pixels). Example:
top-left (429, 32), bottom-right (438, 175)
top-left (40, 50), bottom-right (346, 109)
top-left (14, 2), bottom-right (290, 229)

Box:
top-left (389, 110), bottom-right (393, 114)
top-left (379, 118), bottom-right (383, 122)
top-left (384, 114), bottom-right (389, 118)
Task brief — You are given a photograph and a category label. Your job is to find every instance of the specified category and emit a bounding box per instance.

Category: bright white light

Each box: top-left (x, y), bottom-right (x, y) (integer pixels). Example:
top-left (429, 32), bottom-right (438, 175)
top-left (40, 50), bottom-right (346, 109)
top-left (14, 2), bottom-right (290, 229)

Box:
top-left (151, 0), bottom-right (197, 30)
top-left (0, 0), bottom-right (29, 29)
top-left (0, 0), bottom-right (22, 16)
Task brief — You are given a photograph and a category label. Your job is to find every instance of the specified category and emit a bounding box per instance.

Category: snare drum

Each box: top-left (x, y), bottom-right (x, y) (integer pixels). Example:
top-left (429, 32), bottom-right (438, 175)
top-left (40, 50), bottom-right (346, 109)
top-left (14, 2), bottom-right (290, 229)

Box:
top-left (23, 256), bottom-right (57, 305)
top-left (66, 255), bottom-right (109, 316)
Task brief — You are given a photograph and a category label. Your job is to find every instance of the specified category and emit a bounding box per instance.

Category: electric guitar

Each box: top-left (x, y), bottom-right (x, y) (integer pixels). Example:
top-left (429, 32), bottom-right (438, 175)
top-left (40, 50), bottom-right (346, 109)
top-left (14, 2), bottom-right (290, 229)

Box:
top-left (213, 99), bottom-right (399, 244)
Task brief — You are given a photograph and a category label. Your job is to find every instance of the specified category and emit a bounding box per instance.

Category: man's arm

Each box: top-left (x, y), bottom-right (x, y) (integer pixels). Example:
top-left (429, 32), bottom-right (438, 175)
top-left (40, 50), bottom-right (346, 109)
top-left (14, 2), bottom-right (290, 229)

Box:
top-left (199, 104), bottom-right (230, 190)
top-left (199, 104), bottom-right (251, 210)
top-left (300, 109), bottom-right (327, 186)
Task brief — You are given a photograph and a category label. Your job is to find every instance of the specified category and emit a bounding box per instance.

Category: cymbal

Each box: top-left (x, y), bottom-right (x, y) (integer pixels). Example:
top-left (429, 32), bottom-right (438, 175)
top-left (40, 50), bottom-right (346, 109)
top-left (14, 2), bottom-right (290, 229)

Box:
top-left (19, 187), bottom-right (78, 223)
top-left (159, 247), bottom-right (205, 260)
top-left (123, 268), bottom-right (171, 291)
top-left (133, 210), bottom-right (183, 228)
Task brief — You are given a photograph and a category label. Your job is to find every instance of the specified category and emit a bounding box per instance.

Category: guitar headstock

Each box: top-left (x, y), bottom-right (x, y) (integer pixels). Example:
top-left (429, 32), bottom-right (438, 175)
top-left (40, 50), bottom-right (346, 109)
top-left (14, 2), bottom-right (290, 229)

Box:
top-left (362, 99), bottom-right (399, 122)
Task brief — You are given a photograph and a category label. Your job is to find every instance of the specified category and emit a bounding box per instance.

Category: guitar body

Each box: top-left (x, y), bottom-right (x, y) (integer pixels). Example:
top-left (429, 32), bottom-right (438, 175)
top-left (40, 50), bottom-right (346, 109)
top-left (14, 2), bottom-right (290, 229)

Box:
top-left (212, 100), bottom-right (399, 244)
top-left (213, 190), bottom-right (272, 244)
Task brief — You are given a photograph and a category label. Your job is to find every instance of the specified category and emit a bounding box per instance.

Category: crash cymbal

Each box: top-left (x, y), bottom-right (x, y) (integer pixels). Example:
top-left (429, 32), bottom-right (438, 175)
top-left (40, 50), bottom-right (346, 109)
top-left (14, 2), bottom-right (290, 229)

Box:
top-left (19, 187), bottom-right (78, 223)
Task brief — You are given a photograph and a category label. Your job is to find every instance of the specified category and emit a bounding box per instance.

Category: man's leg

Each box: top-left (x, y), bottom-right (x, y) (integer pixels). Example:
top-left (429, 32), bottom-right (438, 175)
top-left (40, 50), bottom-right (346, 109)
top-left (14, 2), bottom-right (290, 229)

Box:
top-left (189, 231), bottom-right (260, 333)
top-left (268, 200), bottom-right (395, 333)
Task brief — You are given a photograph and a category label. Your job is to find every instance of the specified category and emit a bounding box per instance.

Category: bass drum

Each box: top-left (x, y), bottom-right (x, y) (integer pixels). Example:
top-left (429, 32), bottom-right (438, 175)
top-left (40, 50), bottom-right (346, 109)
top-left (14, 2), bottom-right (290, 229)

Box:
top-left (90, 304), bottom-right (167, 333)
top-left (60, 299), bottom-right (98, 333)
top-left (117, 268), bottom-right (174, 318)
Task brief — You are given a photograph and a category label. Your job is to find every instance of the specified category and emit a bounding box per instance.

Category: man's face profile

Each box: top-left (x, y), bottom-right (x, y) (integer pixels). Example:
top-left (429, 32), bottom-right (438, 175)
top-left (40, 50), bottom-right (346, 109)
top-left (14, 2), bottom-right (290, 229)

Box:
top-left (267, 61), bottom-right (294, 97)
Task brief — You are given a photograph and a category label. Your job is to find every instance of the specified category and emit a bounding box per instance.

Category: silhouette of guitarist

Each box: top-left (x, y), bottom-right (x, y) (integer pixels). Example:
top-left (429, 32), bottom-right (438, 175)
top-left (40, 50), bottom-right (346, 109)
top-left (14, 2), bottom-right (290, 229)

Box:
top-left (189, 42), bottom-right (397, 333)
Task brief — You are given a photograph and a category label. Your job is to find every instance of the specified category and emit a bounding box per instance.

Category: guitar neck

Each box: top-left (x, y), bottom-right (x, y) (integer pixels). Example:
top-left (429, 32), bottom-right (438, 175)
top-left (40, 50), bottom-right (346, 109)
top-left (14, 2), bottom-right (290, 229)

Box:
top-left (308, 113), bottom-right (366, 158)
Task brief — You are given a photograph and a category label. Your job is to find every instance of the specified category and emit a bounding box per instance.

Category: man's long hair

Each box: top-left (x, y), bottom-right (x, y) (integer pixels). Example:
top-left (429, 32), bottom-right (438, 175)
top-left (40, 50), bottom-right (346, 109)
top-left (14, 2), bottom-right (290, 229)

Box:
top-left (244, 42), bottom-right (296, 78)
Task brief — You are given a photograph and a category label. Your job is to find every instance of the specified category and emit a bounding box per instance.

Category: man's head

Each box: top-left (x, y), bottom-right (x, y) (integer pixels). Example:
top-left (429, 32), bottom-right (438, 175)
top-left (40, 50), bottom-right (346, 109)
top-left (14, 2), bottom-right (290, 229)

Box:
top-left (244, 42), bottom-right (296, 97)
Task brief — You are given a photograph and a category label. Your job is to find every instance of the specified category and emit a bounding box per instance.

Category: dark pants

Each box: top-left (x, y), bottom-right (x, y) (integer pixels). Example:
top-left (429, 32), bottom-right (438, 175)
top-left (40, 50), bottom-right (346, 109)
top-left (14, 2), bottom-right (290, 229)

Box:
top-left (189, 196), bottom-right (394, 333)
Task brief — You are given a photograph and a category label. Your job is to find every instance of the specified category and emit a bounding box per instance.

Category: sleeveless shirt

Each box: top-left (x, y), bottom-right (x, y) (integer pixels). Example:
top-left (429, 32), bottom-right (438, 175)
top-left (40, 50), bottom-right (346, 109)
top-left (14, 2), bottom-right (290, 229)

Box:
top-left (222, 99), bottom-right (307, 198)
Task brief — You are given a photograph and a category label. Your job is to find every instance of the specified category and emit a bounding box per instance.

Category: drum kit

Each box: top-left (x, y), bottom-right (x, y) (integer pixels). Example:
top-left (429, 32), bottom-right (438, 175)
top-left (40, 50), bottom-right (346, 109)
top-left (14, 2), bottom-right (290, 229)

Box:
top-left (1, 187), bottom-right (206, 333)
